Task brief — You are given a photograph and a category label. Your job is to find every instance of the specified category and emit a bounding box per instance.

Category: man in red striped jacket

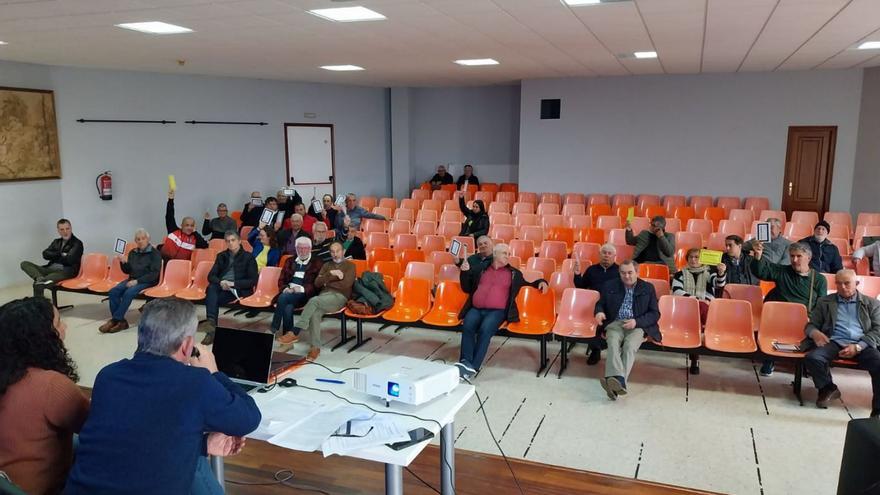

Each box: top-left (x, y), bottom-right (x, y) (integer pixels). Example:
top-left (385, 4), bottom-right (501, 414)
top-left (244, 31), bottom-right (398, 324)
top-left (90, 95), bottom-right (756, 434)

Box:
top-left (161, 190), bottom-right (208, 261)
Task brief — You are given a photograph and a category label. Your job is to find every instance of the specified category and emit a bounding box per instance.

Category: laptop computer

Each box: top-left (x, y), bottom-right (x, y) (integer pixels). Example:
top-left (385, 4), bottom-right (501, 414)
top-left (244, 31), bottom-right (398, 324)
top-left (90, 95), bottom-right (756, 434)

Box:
top-left (212, 326), bottom-right (304, 391)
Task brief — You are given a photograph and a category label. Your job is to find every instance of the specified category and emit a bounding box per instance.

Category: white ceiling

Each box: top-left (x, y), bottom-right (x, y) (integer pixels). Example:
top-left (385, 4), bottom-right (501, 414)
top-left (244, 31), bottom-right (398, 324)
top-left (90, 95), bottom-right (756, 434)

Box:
top-left (0, 0), bottom-right (879, 87)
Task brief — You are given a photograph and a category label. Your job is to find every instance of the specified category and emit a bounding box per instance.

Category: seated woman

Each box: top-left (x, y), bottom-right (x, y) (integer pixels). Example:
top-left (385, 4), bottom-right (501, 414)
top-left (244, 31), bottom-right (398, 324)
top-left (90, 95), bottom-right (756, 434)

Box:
top-left (100, 228), bottom-right (162, 334)
top-left (671, 247), bottom-right (727, 375)
top-left (0, 297), bottom-right (89, 495)
top-left (336, 216), bottom-right (366, 260)
top-left (458, 193), bottom-right (489, 240)
top-left (272, 237), bottom-right (324, 350)
top-left (247, 225), bottom-right (281, 271)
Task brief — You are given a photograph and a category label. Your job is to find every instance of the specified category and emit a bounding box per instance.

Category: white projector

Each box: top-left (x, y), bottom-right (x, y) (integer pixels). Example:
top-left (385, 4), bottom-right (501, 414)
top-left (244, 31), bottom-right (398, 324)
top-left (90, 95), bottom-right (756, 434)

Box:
top-left (353, 356), bottom-right (460, 406)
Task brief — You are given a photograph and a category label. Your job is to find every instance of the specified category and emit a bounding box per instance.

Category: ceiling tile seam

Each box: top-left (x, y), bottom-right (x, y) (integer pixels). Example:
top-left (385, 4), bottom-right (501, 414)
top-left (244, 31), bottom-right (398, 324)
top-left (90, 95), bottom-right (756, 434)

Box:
top-left (488, 0), bottom-right (598, 77)
top-left (633, 0), bottom-right (666, 74)
top-left (416, 0), bottom-right (567, 80)
top-left (736, 0), bottom-right (781, 73)
top-left (699, 0), bottom-right (707, 73)
top-left (559, 3), bottom-right (631, 76)
top-left (849, 52), bottom-right (880, 70)
top-left (772, 0), bottom-right (854, 71)
top-left (810, 26), bottom-right (880, 70)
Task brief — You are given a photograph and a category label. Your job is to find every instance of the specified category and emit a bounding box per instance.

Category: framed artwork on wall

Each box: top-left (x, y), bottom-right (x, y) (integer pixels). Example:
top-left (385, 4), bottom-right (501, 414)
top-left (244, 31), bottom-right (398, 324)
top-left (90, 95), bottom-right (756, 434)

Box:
top-left (0, 86), bottom-right (61, 182)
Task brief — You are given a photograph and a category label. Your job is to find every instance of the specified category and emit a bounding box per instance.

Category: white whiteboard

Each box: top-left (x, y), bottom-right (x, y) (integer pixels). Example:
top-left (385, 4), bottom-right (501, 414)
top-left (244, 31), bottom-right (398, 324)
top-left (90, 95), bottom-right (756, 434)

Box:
top-left (285, 125), bottom-right (335, 198)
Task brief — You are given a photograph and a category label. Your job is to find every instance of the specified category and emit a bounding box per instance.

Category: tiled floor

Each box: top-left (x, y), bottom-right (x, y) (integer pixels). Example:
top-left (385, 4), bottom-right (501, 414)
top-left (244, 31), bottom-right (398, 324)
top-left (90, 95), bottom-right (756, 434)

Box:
top-left (4, 283), bottom-right (872, 495)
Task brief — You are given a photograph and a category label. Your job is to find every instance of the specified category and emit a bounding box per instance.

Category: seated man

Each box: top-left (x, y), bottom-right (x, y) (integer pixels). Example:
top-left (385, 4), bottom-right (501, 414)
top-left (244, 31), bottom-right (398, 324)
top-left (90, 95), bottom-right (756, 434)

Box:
top-left (305, 199), bottom-right (333, 235)
top-left (429, 165), bottom-right (454, 190)
top-left (745, 218), bottom-right (790, 265)
top-left (853, 239), bottom-right (880, 276)
top-left (456, 236), bottom-right (493, 268)
top-left (573, 243), bottom-right (619, 366)
top-left (337, 216), bottom-right (367, 260)
top-left (595, 260), bottom-right (661, 400)
top-left (240, 191), bottom-right (264, 227)
top-left (202, 203), bottom-right (238, 240)
top-left (200, 231), bottom-right (258, 345)
top-left (335, 193), bottom-right (386, 231)
top-left (310, 222), bottom-right (335, 263)
top-left (625, 215), bottom-right (675, 274)
top-left (799, 221), bottom-right (843, 274)
top-left (279, 213), bottom-right (311, 255)
top-left (296, 242), bottom-right (355, 360)
top-left (275, 188), bottom-right (302, 216)
top-left (272, 237), bottom-right (324, 349)
top-left (65, 298), bottom-right (261, 495)
top-left (722, 235), bottom-right (759, 285)
top-left (456, 243), bottom-right (548, 379)
top-left (751, 241), bottom-right (826, 376)
top-left (20, 218), bottom-right (83, 297)
top-left (456, 164), bottom-right (480, 187)
top-left (162, 190), bottom-right (208, 261)
top-left (672, 248), bottom-right (727, 374)
top-left (99, 228), bottom-right (162, 334)
top-left (802, 269), bottom-right (880, 417)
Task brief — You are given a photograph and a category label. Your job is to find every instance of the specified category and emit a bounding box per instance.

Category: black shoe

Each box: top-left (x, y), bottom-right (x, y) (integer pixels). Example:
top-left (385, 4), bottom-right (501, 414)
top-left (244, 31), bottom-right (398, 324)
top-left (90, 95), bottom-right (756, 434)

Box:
top-left (689, 362), bottom-right (700, 375)
top-left (586, 348), bottom-right (601, 366)
top-left (816, 385), bottom-right (841, 409)
top-left (760, 360), bottom-right (775, 377)
top-left (871, 410), bottom-right (879, 419)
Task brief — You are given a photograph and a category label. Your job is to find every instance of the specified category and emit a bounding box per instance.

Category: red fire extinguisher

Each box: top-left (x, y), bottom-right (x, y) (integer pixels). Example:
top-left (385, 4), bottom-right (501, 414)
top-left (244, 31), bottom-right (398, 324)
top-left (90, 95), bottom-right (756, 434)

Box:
top-left (96, 171), bottom-right (112, 201)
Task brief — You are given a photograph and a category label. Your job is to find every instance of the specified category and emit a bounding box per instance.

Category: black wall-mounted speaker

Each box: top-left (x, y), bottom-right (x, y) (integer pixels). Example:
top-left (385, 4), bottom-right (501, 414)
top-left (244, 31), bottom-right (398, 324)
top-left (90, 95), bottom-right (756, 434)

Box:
top-left (540, 99), bottom-right (561, 120)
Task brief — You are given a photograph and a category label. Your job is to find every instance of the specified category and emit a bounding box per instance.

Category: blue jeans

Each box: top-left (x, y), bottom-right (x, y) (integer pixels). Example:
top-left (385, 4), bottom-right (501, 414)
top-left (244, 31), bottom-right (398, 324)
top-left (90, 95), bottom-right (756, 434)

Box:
top-left (205, 283), bottom-right (238, 324)
top-left (108, 281), bottom-right (150, 320)
top-left (191, 456), bottom-right (224, 495)
top-left (459, 308), bottom-right (506, 370)
top-left (271, 291), bottom-right (308, 333)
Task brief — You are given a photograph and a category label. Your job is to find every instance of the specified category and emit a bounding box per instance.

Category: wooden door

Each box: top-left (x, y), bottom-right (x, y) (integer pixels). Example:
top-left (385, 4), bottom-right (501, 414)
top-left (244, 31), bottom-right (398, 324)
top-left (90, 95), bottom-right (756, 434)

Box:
top-left (781, 126), bottom-right (836, 217)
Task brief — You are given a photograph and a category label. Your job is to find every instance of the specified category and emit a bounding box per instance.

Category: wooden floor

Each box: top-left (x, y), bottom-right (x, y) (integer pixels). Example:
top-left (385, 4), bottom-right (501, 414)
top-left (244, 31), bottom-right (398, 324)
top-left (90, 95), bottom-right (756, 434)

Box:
top-left (224, 440), bottom-right (720, 495)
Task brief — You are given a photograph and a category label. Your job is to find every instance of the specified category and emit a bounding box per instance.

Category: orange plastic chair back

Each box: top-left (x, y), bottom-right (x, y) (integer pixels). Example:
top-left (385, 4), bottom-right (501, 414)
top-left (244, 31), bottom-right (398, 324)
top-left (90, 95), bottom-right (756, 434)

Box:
top-left (518, 191), bottom-right (538, 205)
top-left (540, 214), bottom-right (565, 231)
top-left (615, 244), bottom-right (634, 262)
top-left (824, 211), bottom-right (853, 229)
top-left (428, 251), bottom-right (455, 274)
top-left (644, 205), bottom-right (667, 219)
top-left (143, 259), bottom-right (192, 298)
top-left (432, 190), bottom-right (452, 202)
top-left (521, 269), bottom-right (543, 283)
top-left (675, 231), bottom-right (703, 252)
top-left (537, 202), bottom-right (560, 216)
top-left (361, 218), bottom-right (387, 234)
top-left (629, 217), bottom-right (650, 233)
top-left (562, 203), bottom-right (586, 217)
top-left (518, 225), bottom-right (544, 244)
top-left (239, 226), bottom-right (254, 241)
top-left (759, 209), bottom-right (787, 226)
top-left (663, 195), bottom-right (686, 212)
top-left (686, 219), bottom-right (713, 245)
top-left (352, 259), bottom-right (369, 277)
top-left (88, 256), bottom-right (129, 293)
top-left (489, 202), bottom-right (510, 214)
top-left (744, 197), bottom-right (770, 214)
top-left (588, 204), bottom-right (612, 220)
top-left (507, 286), bottom-right (556, 335)
top-left (378, 197), bottom-right (398, 211)
top-left (704, 299), bottom-right (757, 352)
top-left (422, 281), bottom-right (468, 327)
top-left (674, 206), bottom-right (696, 225)
top-left (790, 211), bottom-right (819, 225)
top-left (639, 263), bottom-right (669, 281)
top-left (728, 209), bottom-right (755, 227)
top-left (723, 283), bottom-right (764, 331)
top-left (208, 239), bottom-right (227, 252)
top-left (438, 263), bottom-right (460, 282)
top-left (657, 295), bottom-right (702, 348)
top-left (412, 221), bottom-right (437, 239)
top-left (60, 253), bottom-right (109, 289)
top-left (539, 241), bottom-right (567, 267)
top-left (474, 191), bottom-right (494, 204)
top-left (440, 211), bottom-right (463, 224)
top-left (573, 242), bottom-right (601, 265)
top-left (383, 278), bottom-right (432, 323)
top-left (512, 202), bottom-right (535, 215)
top-left (759, 280), bottom-right (776, 297)
top-left (596, 215), bottom-right (621, 231)
top-left (176, 261), bottom-right (213, 300)
top-left (374, 261), bottom-right (402, 287)
top-left (612, 194), bottom-right (634, 207)
top-left (644, 278), bottom-right (671, 298)
top-left (510, 239), bottom-right (536, 261)
top-left (393, 234), bottom-right (418, 255)
top-left (399, 198), bottom-right (419, 211)
top-left (541, 192), bottom-right (562, 204)
top-left (489, 224), bottom-right (515, 243)
top-left (606, 228), bottom-right (627, 246)
top-left (858, 276), bottom-right (880, 298)
top-left (500, 183), bottom-right (518, 193)
top-left (663, 217), bottom-right (682, 234)
top-left (398, 249), bottom-right (426, 269)
top-left (394, 208), bottom-right (415, 223)
top-left (552, 288), bottom-right (599, 338)
top-left (230, 211), bottom-right (242, 224)
top-left (547, 226), bottom-right (575, 251)
top-left (491, 213), bottom-right (513, 226)
top-left (563, 192), bottom-right (585, 205)
top-left (580, 227), bottom-right (605, 244)
top-left (421, 235), bottom-right (446, 254)
top-left (716, 197), bottom-right (741, 212)
top-left (706, 233), bottom-right (727, 251)
top-left (366, 232), bottom-right (390, 250)
top-left (549, 271), bottom-right (574, 309)
top-left (784, 222), bottom-right (813, 240)
top-left (369, 247), bottom-right (396, 266)
top-left (438, 222), bottom-right (460, 242)
top-left (496, 191), bottom-right (517, 204)
top-left (526, 257), bottom-right (555, 280)
top-left (757, 302), bottom-right (809, 357)
top-left (567, 215), bottom-right (592, 230)
top-left (703, 207), bottom-right (725, 230)
top-left (829, 238), bottom-right (851, 256)
top-left (404, 261), bottom-right (435, 285)
top-left (718, 220), bottom-right (745, 237)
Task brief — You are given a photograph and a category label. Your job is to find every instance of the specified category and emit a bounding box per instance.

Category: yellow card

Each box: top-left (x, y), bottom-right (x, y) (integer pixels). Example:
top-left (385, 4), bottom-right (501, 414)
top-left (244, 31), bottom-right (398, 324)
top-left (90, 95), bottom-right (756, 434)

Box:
top-left (698, 249), bottom-right (723, 266)
top-left (168, 175), bottom-right (177, 191)
top-left (626, 206), bottom-right (635, 221)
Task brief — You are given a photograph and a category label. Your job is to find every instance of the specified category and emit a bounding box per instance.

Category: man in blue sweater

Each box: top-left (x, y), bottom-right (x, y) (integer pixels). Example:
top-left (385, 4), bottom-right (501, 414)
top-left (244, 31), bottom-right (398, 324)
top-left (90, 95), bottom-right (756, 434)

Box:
top-left (65, 298), bottom-right (262, 495)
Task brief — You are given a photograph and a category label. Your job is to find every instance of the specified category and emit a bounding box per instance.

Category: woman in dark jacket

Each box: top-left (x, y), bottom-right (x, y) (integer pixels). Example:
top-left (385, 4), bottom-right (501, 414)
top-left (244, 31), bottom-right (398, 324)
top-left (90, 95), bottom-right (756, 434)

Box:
top-left (336, 216), bottom-right (366, 260)
top-left (100, 228), bottom-right (162, 334)
top-left (455, 243), bottom-right (548, 378)
top-left (459, 195), bottom-right (490, 239)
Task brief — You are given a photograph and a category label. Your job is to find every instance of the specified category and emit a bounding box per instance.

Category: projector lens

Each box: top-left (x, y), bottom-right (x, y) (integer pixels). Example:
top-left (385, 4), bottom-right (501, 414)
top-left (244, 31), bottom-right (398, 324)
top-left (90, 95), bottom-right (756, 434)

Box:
top-left (388, 382), bottom-right (400, 397)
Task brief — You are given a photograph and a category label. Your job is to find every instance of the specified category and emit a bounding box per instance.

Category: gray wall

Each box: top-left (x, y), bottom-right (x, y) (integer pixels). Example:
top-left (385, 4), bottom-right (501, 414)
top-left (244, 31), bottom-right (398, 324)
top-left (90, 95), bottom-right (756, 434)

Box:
top-left (0, 60), bottom-right (390, 288)
top-left (519, 70), bottom-right (863, 211)
top-left (852, 67), bottom-right (880, 217)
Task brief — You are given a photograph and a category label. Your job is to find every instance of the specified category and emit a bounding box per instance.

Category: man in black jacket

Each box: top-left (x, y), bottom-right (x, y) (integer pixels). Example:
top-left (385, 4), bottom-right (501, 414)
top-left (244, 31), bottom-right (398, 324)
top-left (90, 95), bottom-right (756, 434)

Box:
top-left (799, 221), bottom-right (843, 274)
top-left (455, 164), bottom-right (480, 188)
top-left (21, 218), bottom-right (84, 297)
top-left (455, 243), bottom-right (548, 379)
top-left (100, 228), bottom-right (162, 334)
top-left (200, 231), bottom-right (258, 344)
top-left (573, 243), bottom-right (619, 365)
top-left (722, 235), bottom-right (759, 285)
top-left (595, 260), bottom-right (661, 400)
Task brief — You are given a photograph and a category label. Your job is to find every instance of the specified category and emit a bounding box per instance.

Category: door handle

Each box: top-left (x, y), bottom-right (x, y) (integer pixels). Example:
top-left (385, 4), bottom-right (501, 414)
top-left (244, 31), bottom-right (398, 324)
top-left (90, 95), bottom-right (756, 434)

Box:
top-left (788, 182), bottom-right (793, 196)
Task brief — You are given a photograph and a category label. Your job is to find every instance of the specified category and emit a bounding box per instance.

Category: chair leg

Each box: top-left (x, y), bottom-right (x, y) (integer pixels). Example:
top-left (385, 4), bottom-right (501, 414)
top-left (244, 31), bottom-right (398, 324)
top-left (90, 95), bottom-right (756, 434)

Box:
top-left (332, 313), bottom-right (353, 351)
top-left (793, 360), bottom-right (804, 406)
top-left (536, 335), bottom-right (548, 377)
top-left (557, 336), bottom-right (568, 379)
top-left (348, 318), bottom-right (373, 353)
top-left (51, 288), bottom-right (74, 311)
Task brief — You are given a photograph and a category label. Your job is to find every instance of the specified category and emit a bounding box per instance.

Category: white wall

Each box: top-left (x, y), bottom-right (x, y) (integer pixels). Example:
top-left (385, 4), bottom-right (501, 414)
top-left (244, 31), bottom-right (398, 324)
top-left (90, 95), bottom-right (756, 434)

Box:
top-left (409, 85), bottom-right (520, 187)
top-left (519, 70), bottom-right (863, 211)
top-left (852, 67), bottom-right (880, 217)
top-left (0, 61), bottom-right (390, 288)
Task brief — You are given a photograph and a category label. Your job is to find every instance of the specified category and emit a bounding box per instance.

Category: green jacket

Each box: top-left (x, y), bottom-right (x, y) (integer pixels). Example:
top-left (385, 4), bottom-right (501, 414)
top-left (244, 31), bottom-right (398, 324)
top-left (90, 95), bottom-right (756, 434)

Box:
top-left (750, 256), bottom-right (826, 310)
top-left (802, 292), bottom-right (880, 350)
top-left (625, 229), bottom-right (675, 272)
top-left (352, 271), bottom-right (394, 312)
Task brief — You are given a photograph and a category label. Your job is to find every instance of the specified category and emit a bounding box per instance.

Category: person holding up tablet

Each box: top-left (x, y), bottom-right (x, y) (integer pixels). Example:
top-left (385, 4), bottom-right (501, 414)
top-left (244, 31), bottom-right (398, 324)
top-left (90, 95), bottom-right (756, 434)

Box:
top-left (457, 191), bottom-right (489, 240)
top-left (100, 229), bottom-right (161, 334)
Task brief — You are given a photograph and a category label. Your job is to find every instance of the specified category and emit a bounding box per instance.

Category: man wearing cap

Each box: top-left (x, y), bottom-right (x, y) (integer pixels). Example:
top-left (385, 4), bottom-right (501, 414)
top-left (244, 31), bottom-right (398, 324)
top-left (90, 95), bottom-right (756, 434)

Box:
top-left (799, 221), bottom-right (843, 274)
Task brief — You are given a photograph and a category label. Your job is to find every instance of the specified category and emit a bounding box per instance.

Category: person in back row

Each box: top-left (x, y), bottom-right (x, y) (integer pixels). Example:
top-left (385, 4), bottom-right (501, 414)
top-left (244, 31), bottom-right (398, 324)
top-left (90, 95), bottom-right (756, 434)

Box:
top-left (272, 237), bottom-right (324, 350)
top-left (200, 231), bottom-right (258, 345)
top-left (802, 269), bottom-right (880, 417)
top-left (456, 236), bottom-right (493, 268)
top-left (722, 235), bottom-right (759, 285)
top-left (20, 218), bottom-right (84, 298)
top-left (573, 243), bottom-right (619, 366)
top-left (456, 243), bottom-right (548, 379)
top-left (457, 192), bottom-right (489, 239)
top-left (202, 203), bottom-right (238, 240)
top-left (99, 228), bottom-right (162, 334)
top-left (429, 165), bottom-right (454, 190)
top-left (751, 241), bottom-right (826, 376)
top-left (65, 298), bottom-right (261, 495)
top-left (853, 238), bottom-right (880, 276)
top-left (456, 164), bottom-right (480, 187)
top-left (0, 297), bottom-right (89, 495)
top-left (278, 213), bottom-right (311, 255)
top-left (799, 221), bottom-right (842, 274)
top-left (671, 248), bottom-right (727, 375)
top-left (163, 190), bottom-right (208, 261)
top-left (240, 191), bottom-right (264, 227)
top-left (595, 260), bottom-right (661, 400)
top-left (335, 193), bottom-right (386, 231)
top-left (275, 188), bottom-right (302, 217)
top-left (311, 222), bottom-right (335, 263)
top-left (337, 216), bottom-right (366, 260)
top-left (745, 218), bottom-right (790, 265)
top-left (625, 215), bottom-right (676, 274)
top-left (295, 242), bottom-right (355, 360)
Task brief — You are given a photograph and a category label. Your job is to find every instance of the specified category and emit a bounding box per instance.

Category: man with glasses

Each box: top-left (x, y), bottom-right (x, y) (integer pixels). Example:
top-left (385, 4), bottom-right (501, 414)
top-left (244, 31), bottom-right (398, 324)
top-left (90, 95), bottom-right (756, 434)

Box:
top-left (202, 203), bottom-right (238, 240)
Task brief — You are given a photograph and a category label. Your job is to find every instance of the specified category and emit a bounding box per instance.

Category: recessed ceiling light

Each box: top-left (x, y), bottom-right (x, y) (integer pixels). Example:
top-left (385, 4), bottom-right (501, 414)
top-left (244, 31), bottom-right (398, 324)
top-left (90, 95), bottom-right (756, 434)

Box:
top-left (857, 41), bottom-right (880, 50)
top-left (309, 6), bottom-right (386, 22)
top-left (0, 41), bottom-right (7, 45)
top-left (115, 21), bottom-right (193, 34)
top-left (633, 51), bottom-right (658, 59)
top-left (454, 58), bottom-right (500, 66)
top-left (562, 0), bottom-right (601, 5)
top-left (320, 65), bottom-right (365, 71)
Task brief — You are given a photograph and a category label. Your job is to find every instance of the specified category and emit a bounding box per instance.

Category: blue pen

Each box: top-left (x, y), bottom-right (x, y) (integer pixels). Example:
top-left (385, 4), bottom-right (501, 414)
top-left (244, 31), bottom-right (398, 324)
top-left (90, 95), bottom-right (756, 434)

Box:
top-left (316, 378), bottom-right (345, 385)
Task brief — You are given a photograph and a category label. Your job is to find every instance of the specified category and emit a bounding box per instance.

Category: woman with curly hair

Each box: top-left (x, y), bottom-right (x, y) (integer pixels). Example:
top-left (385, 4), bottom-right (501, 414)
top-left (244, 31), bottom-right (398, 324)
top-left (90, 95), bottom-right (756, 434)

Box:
top-left (0, 297), bottom-right (89, 495)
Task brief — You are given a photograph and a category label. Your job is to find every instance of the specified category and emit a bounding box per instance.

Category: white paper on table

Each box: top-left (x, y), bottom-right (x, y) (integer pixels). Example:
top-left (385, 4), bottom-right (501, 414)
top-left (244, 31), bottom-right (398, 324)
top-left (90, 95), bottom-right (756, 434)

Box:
top-left (321, 418), bottom-right (411, 457)
top-left (248, 392), bottom-right (327, 441)
top-left (267, 404), bottom-right (370, 452)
